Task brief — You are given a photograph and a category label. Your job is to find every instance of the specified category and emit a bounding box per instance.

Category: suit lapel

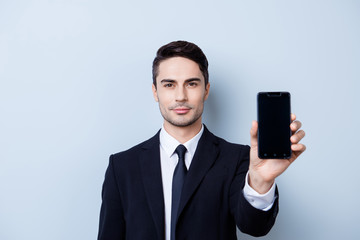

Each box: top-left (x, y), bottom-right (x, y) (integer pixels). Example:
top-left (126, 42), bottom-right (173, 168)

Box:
top-left (139, 131), bottom-right (165, 240)
top-left (177, 127), bottom-right (219, 220)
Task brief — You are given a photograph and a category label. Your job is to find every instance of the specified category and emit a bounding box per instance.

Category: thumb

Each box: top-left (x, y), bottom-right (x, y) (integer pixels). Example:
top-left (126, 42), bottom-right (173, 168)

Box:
top-left (250, 120), bottom-right (258, 148)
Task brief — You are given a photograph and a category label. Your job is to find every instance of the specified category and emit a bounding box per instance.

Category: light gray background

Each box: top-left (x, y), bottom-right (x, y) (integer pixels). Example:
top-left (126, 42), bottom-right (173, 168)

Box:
top-left (1, 0), bottom-right (359, 239)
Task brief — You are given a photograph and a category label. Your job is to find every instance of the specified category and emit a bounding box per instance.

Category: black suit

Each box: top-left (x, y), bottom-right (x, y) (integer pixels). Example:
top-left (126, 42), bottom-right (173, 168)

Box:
top-left (98, 126), bottom-right (278, 240)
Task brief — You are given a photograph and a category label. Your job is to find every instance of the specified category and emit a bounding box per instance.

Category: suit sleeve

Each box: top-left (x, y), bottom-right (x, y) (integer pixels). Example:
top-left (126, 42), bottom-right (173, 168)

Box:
top-left (98, 155), bottom-right (126, 240)
top-left (229, 145), bottom-right (279, 237)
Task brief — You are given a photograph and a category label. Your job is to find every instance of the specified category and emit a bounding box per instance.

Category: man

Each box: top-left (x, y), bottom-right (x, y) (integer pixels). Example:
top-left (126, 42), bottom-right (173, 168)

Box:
top-left (98, 41), bottom-right (306, 240)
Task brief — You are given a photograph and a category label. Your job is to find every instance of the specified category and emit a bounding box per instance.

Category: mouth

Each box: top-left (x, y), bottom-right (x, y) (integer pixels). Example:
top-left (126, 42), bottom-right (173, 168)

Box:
top-left (173, 107), bottom-right (191, 114)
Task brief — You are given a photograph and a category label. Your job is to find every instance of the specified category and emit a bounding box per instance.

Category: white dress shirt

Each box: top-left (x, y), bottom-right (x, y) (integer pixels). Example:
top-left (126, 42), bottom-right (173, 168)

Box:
top-left (159, 125), bottom-right (276, 240)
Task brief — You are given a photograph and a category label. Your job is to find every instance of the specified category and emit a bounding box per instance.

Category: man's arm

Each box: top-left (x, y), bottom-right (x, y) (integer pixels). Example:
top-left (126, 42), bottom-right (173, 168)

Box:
top-left (98, 155), bottom-right (126, 240)
top-left (230, 145), bottom-right (278, 237)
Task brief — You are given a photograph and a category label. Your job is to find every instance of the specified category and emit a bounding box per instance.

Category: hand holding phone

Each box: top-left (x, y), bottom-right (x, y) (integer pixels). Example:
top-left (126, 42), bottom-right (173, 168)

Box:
top-left (248, 92), bottom-right (306, 193)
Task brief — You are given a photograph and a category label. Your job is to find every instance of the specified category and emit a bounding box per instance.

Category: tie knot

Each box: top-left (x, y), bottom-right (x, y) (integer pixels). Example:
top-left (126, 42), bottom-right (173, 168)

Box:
top-left (175, 144), bottom-right (187, 159)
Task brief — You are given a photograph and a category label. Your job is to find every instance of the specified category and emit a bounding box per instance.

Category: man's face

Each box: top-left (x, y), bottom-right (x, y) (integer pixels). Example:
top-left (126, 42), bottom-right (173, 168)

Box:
top-left (152, 57), bottom-right (210, 128)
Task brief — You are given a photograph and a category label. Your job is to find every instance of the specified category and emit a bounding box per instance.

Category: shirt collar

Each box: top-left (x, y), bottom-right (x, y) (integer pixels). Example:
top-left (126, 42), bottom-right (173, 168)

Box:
top-left (159, 124), bottom-right (204, 158)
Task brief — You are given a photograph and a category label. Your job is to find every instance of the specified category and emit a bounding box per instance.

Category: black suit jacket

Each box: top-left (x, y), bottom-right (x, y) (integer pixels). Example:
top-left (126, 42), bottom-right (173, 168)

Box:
top-left (98, 127), bottom-right (278, 240)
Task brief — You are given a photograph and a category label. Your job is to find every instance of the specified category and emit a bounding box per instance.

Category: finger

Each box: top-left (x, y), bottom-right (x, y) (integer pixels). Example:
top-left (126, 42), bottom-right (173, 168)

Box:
top-left (250, 120), bottom-right (258, 148)
top-left (291, 113), bottom-right (296, 122)
top-left (291, 143), bottom-right (306, 153)
top-left (290, 120), bottom-right (302, 133)
top-left (291, 130), bottom-right (306, 143)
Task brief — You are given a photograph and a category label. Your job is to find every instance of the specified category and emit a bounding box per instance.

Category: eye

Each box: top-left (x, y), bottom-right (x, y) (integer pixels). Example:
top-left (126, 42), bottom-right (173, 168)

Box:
top-left (187, 82), bottom-right (198, 87)
top-left (164, 83), bottom-right (174, 88)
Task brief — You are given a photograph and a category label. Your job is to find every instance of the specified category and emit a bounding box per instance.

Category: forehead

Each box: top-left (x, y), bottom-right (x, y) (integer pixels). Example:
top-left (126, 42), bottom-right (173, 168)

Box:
top-left (157, 57), bottom-right (204, 82)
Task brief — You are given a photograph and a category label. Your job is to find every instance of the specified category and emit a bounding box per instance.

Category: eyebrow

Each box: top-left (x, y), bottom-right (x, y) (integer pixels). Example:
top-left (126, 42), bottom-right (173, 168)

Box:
top-left (185, 78), bottom-right (201, 83)
top-left (160, 78), bottom-right (201, 84)
top-left (160, 79), bottom-right (176, 84)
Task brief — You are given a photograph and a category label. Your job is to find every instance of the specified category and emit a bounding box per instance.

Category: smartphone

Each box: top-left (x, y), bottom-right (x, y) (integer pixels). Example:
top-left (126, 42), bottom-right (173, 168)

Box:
top-left (257, 92), bottom-right (292, 159)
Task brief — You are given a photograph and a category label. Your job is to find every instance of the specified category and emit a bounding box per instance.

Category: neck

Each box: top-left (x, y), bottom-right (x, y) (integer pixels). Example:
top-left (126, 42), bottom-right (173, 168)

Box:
top-left (163, 118), bottom-right (203, 144)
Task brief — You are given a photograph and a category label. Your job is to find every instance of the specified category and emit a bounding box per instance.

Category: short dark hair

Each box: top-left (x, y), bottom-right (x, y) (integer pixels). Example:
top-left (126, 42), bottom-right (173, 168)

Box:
top-left (152, 40), bottom-right (209, 88)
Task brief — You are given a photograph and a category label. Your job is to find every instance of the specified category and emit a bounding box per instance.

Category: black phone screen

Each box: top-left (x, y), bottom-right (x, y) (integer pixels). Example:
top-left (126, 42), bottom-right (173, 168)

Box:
top-left (257, 92), bottom-right (291, 159)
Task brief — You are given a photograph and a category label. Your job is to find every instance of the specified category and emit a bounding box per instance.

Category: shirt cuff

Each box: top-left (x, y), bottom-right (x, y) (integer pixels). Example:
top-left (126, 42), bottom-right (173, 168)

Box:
top-left (243, 171), bottom-right (276, 211)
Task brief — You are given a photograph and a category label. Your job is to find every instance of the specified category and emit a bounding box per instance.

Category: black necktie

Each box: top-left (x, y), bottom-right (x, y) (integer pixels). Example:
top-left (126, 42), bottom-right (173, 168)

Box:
top-left (171, 144), bottom-right (187, 240)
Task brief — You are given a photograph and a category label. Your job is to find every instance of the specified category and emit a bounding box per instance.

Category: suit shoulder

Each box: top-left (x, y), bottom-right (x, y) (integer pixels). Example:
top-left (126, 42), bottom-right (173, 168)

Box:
top-left (212, 133), bottom-right (250, 153)
top-left (110, 131), bottom-right (160, 162)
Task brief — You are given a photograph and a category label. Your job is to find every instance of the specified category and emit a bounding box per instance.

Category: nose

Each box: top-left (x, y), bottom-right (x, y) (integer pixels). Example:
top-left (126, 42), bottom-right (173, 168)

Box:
top-left (175, 85), bottom-right (187, 102)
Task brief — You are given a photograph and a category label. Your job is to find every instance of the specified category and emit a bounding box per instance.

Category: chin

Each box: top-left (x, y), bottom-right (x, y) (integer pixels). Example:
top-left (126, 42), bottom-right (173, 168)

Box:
top-left (169, 117), bottom-right (201, 128)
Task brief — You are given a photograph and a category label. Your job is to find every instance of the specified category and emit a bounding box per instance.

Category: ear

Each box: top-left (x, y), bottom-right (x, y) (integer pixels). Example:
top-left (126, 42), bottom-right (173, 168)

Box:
top-left (204, 83), bottom-right (210, 101)
top-left (152, 84), bottom-right (159, 102)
